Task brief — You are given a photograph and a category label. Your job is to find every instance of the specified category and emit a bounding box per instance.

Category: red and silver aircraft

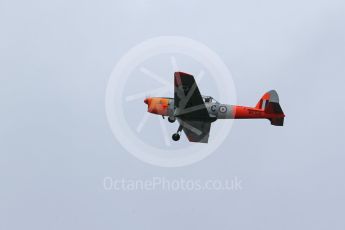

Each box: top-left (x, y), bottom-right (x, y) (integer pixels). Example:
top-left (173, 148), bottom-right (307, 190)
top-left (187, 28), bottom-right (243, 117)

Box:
top-left (144, 72), bottom-right (285, 143)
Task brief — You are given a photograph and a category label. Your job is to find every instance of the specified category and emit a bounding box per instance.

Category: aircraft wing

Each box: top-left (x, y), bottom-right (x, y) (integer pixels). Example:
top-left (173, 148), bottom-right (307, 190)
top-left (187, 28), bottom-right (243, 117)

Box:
top-left (174, 72), bottom-right (210, 119)
top-left (178, 119), bottom-right (211, 143)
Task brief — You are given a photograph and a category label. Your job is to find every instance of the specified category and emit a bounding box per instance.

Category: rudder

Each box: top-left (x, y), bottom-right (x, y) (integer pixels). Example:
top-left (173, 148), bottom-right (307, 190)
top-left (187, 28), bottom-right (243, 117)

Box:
top-left (256, 90), bottom-right (285, 126)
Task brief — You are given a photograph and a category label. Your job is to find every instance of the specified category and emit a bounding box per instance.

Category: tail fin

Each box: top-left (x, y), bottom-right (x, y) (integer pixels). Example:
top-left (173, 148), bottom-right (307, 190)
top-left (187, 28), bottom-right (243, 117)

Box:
top-left (255, 90), bottom-right (285, 126)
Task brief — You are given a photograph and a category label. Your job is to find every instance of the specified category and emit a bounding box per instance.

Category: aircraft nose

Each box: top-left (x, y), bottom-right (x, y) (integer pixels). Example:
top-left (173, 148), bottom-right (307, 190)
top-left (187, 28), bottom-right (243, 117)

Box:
top-left (144, 98), bottom-right (148, 104)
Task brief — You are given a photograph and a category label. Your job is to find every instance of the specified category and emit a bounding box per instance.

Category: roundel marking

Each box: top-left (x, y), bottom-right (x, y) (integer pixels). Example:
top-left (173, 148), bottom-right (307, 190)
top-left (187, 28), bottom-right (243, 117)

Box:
top-left (219, 106), bottom-right (227, 113)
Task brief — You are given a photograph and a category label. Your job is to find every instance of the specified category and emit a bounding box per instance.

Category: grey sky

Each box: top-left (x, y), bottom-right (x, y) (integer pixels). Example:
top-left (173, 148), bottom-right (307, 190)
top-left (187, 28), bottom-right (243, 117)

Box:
top-left (1, 0), bottom-right (345, 229)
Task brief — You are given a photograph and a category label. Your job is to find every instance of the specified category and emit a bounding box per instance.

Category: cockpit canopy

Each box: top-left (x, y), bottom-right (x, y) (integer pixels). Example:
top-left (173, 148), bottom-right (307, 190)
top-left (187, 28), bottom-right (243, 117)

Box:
top-left (202, 96), bottom-right (218, 103)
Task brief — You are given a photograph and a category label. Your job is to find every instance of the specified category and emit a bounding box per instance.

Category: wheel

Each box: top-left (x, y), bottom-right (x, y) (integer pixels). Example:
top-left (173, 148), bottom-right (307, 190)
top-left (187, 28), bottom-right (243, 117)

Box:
top-left (172, 133), bottom-right (180, 141)
top-left (168, 117), bottom-right (176, 123)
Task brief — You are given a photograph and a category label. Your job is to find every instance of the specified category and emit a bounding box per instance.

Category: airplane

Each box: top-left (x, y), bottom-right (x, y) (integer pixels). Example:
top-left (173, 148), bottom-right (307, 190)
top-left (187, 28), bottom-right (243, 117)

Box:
top-left (144, 72), bottom-right (285, 143)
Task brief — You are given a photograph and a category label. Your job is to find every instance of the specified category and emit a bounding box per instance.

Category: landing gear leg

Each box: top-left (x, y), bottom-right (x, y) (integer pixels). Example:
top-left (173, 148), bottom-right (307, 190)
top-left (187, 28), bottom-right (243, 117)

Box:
top-left (172, 125), bottom-right (183, 141)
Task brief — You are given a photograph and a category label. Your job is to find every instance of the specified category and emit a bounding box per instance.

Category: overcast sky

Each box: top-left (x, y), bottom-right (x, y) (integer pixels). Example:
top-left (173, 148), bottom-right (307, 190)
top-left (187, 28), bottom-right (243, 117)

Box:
top-left (1, 0), bottom-right (345, 229)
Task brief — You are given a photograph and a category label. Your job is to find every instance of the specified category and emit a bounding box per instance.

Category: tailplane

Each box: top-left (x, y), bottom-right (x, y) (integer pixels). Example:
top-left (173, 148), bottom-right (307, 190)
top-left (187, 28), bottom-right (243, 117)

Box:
top-left (256, 90), bottom-right (285, 126)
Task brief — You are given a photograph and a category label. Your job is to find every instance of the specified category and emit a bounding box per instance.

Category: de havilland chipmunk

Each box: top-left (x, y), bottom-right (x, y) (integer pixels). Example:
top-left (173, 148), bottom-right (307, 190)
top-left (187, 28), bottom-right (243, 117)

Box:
top-left (144, 72), bottom-right (285, 143)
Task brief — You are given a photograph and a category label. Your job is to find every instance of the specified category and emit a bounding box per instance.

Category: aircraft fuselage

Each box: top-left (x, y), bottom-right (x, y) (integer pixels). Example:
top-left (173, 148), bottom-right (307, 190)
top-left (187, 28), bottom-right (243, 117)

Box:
top-left (144, 97), bottom-right (284, 121)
